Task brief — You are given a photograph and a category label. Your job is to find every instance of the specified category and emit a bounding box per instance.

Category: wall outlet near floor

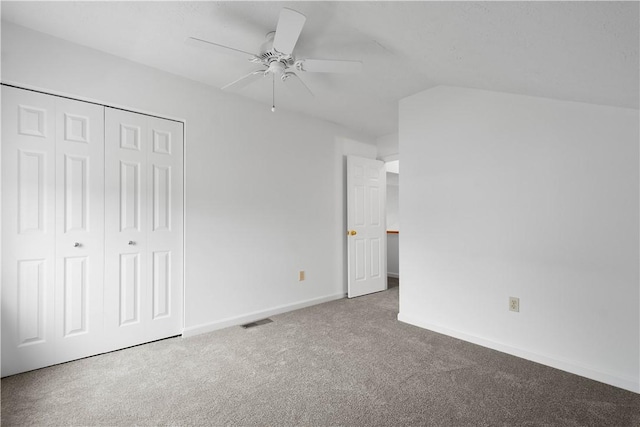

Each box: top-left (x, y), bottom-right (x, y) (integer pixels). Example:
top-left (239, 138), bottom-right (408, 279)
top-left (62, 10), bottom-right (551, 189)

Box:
top-left (509, 296), bottom-right (520, 312)
top-left (298, 270), bottom-right (305, 281)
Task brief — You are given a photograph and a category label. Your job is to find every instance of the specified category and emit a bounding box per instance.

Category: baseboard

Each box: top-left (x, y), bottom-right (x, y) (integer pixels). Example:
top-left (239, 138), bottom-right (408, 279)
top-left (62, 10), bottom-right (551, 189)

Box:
top-left (388, 272), bottom-right (399, 279)
top-left (397, 312), bottom-right (640, 394)
top-left (183, 293), bottom-right (346, 338)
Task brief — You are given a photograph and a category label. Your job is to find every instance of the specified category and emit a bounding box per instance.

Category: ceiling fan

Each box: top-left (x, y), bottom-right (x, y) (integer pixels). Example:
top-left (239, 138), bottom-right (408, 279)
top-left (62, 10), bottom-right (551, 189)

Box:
top-left (185, 8), bottom-right (362, 111)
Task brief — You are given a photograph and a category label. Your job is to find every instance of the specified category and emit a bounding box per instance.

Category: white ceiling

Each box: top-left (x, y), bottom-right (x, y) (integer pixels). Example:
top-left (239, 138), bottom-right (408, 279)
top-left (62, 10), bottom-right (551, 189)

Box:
top-left (2, 1), bottom-right (638, 138)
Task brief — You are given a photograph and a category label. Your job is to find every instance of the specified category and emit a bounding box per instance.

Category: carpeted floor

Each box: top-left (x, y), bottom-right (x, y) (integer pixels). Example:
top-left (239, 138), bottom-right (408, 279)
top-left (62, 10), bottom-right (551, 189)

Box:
top-left (2, 284), bottom-right (640, 426)
top-left (388, 276), bottom-right (399, 288)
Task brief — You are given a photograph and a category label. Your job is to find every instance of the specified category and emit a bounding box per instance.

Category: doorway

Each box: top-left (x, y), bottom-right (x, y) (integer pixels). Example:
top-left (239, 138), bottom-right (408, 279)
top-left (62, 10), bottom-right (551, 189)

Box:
top-left (385, 160), bottom-right (399, 288)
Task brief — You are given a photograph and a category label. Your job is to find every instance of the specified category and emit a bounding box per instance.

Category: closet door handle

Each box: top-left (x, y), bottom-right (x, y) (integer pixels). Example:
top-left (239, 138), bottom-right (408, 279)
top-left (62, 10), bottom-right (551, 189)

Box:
top-left (128, 241), bottom-right (135, 246)
top-left (74, 242), bottom-right (81, 248)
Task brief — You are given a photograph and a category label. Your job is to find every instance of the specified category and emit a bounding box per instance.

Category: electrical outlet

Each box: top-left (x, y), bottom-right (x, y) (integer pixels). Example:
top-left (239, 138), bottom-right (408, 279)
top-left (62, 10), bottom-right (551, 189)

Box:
top-left (509, 297), bottom-right (520, 312)
top-left (298, 270), bottom-right (305, 281)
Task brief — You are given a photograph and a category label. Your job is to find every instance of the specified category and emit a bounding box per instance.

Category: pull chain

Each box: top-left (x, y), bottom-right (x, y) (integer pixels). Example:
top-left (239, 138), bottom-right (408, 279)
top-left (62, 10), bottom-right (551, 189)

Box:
top-left (271, 73), bottom-right (276, 112)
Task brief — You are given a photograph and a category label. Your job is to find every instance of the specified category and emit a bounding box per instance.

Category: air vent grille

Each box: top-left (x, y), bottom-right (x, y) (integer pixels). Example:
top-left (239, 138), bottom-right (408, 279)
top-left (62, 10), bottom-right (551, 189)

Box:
top-left (241, 318), bottom-right (273, 329)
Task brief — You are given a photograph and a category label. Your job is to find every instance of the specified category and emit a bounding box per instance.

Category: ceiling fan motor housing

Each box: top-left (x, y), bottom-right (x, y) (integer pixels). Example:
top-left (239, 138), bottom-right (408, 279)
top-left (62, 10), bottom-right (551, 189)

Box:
top-left (252, 51), bottom-right (294, 78)
top-left (250, 31), bottom-right (295, 77)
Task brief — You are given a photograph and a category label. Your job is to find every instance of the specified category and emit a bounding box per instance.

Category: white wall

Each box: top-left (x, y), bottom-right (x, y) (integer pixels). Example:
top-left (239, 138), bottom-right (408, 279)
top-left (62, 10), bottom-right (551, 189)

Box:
top-left (386, 175), bottom-right (400, 231)
top-left (1, 22), bottom-right (377, 335)
top-left (377, 133), bottom-right (399, 161)
top-left (399, 86), bottom-right (640, 392)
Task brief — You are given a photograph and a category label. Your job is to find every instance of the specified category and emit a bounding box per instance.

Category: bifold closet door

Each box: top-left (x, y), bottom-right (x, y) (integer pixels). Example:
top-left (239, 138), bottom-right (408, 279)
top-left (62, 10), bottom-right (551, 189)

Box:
top-left (1, 86), bottom-right (105, 376)
top-left (104, 108), bottom-right (183, 349)
top-left (2, 87), bottom-right (57, 375)
top-left (54, 97), bottom-right (105, 363)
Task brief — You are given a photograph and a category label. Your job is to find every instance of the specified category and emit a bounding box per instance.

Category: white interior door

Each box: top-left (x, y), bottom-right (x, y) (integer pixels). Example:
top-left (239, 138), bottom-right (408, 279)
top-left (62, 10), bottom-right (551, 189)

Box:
top-left (105, 108), bottom-right (149, 347)
top-left (1, 87), bottom-right (105, 376)
top-left (1, 86), bottom-right (57, 375)
top-left (54, 97), bottom-right (105, 363)
top-left (347, 155), bottom-right (387, 298)
top-left (104, 108), bottom-right (183, 349)
top-left (145, 116), bottom-right (184, 338)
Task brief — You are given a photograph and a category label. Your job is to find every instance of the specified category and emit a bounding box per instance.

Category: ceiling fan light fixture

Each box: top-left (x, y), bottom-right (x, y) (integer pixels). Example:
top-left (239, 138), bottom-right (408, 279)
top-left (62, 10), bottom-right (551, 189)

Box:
top-left (267, 60), bottom-right (286, 75)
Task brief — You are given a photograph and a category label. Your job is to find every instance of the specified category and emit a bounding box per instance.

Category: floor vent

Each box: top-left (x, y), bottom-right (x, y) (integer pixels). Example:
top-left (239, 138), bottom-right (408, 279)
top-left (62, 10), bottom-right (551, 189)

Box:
top-left (241, 318), bottom-right (273, 329)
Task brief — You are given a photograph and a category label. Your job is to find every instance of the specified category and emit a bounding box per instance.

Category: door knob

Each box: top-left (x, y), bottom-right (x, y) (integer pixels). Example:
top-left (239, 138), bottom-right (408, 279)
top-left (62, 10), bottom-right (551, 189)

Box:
top-left (74, 242), bottom-right (81, 247)
top-left (128, 241), bottom-right (135, 245)
top-left (349, 230), bottom-right (357, 236)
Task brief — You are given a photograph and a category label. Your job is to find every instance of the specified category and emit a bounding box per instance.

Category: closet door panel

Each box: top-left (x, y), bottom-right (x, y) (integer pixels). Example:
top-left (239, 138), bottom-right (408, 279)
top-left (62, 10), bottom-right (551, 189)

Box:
top-left (105, 108), bottom-right (149, 347)
top-left (54, 97), bottom-right (105, 362)
top-left (104, 109), bottom-right (183, 348)
top-left (1, 86), bottom-right (57, 376)
top-left (147, 117), bottom-right (183, 337)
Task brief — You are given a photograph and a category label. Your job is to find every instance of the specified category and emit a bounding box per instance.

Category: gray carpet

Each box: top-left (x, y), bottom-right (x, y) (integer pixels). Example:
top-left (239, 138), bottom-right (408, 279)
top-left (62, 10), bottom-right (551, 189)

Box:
top-left (2, 285), bottom-right (640, 426)
top-left (388, 276), bottom-right (399, 288)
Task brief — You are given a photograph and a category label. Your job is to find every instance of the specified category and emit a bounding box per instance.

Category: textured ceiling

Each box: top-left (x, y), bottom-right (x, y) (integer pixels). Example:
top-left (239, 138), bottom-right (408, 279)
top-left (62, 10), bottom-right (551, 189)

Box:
top-left (2, 1), bottom-right (638, 138)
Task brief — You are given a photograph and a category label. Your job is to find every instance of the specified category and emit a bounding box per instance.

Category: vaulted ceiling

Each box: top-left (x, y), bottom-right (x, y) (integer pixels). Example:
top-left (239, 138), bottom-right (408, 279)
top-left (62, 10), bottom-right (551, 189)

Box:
top-left (2, 1), bottom-right (638, 138)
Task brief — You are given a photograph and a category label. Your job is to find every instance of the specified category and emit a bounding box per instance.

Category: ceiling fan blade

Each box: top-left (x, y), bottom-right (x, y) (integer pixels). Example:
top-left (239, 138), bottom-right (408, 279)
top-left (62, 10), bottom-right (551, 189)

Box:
top-left (272, 8), bottom-right (306, 55)
top-left (221, 70), bottom-right (266, 91)
top-left (297, 59), bottom-right (362, 74)
top-left (185, 37), bottom-right (257, 58)
top-left (283, 72), bottom-right (314, 97)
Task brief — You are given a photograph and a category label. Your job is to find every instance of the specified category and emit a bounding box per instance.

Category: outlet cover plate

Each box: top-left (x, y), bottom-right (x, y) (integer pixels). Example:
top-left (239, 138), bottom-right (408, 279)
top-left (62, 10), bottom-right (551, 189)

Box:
top-left (509, 296), bottom-right (520, 312)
